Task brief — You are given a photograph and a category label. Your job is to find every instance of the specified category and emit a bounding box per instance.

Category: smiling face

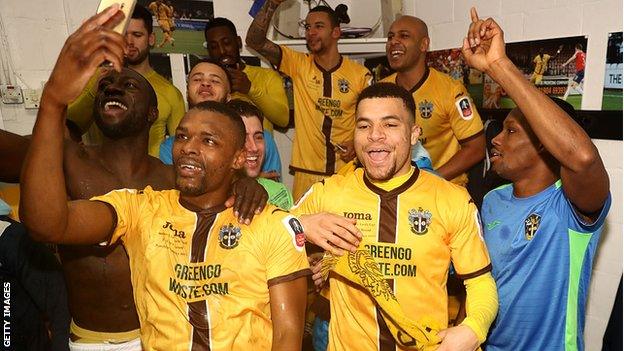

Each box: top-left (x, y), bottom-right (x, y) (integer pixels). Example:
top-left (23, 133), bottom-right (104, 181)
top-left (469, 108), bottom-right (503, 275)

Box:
top-left (490, 109), bottom-right (542, 181)
top-left (93, 68), bottom-right (156, 139)
top-left (172, 108), bottom-right (245, 196)
top-left (125, 18), bottom-right (154, 66)
top-left (241, 115), bottom-right (265, 178)
top-left (354, 97), bottom-right (419, 181)
top-left (186, 62), bottom-right (230, 107)
top-left (304, 11), bottom-right (340, 55)
top-left (205, 25), bottom-right (242, 68)
top-left (386, 16), bottom-right (429, 72)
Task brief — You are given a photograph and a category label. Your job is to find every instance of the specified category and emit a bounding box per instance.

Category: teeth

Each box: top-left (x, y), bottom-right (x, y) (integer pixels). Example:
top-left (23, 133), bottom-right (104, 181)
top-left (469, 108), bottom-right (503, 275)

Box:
top-left (246, 156), bottom-right (258, 161)
top-left (181, 164), bottom-right (199, 170)
top-left (391, 50), bottom-right (404, 56)
top-left (104, 101), bottom-right (128, 110)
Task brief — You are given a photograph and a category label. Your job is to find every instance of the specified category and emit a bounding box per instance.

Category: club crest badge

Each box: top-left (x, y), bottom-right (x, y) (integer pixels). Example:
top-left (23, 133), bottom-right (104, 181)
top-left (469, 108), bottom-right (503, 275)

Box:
top-left (219, 223), bottom-right (242, 249)
top-left (408, 207), bottom-right (432, 235)
top-left (524, 213), bottom-right (541, 240)
top-left (418, 100), bottom-right (434, 119)
top-left (338, 78), bottom-right (350, 93)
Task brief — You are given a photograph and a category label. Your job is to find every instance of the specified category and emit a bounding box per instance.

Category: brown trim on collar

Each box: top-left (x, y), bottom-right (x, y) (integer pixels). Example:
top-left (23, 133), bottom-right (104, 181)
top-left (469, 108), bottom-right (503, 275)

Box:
top-left (178, 198), bottom-right (226, 217)
top-left (314, 55), bottom-right (344, 74)
top-left (395, 66), bottom-right (430, 94)
top-left (289, 165), bottom-right (333, 176)
top-left (267, 268), bottom-right (312, 287)
top-left (363, 167), bottom-right (420, 198)
top-left (458, 129), bottom-right (484, 144)
top-left (455, 263), bottom-right (492, 280)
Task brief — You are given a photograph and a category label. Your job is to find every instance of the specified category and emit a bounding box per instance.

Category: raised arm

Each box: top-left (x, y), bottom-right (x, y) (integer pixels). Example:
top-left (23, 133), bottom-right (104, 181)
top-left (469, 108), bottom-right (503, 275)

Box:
top-left (0, 130), bottom-right (29, 183)
top-left (245, 0), bottom-right (285, 67)
top-left (20, 6), bottom-right (126, 244)
top-left (269, 277), bottom-right (307, 351)
top-left (462, 7), bottom-right (609, 213)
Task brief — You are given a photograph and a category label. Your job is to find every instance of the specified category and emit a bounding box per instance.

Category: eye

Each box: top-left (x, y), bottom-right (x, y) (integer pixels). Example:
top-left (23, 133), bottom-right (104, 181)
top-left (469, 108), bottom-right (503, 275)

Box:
top-left (175, 133), bottom-right (187, 140)
top-left (98, 79), bottom-right (112, 90)
top-left (203, 138), bottom-right (215, 145)
top-left (125, 81), bottom-right (137, 89)
top-left (356, 123), bottom-right (369, 130)
top-left (507, 128), bottom-right (515, 134)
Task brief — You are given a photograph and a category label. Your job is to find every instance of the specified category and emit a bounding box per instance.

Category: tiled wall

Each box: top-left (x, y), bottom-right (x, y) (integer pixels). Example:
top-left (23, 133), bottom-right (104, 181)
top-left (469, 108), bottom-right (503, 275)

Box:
top-left (0, 0), bottom-right (621, 348)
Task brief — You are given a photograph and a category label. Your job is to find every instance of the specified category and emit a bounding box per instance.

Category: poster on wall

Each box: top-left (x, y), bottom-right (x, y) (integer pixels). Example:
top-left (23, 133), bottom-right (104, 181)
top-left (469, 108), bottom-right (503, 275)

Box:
top-left (139, 0), bottom-right (213, 56)
top-left (602, 32), bottom-right (622, 110)
top-left (482, 36), bottom-right (588, 110)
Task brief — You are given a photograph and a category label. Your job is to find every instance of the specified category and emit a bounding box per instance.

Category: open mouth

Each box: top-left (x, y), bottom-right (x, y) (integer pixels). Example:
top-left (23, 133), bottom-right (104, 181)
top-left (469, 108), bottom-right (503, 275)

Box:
top-left (177, 159), bottom-right (204, 177)
top-left (366, 148), bottom-right (390, 163)
top-left (490, 148), bottom-right (502, 161)
top-left (245, 155), bottom-right (260, 168)
top-left (104, 100), bottom-right (128, 111)
top-left (388, 49), bottom-right (405, 59)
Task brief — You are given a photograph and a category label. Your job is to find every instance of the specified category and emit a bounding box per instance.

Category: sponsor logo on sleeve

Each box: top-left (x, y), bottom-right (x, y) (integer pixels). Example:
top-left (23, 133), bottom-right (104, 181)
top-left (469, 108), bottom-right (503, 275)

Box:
top-left (282, 216), bottom-right (306, 252)
top-left (455, 97), bottom-right (474, 120)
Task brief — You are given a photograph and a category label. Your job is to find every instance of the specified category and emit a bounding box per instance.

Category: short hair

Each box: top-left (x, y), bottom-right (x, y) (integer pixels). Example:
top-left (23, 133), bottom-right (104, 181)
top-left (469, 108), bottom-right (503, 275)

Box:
top-left (227, 99), bottom-right (264, 125)
top-left (309, 6), bottom-right (340, 28)
top-left (575, 43), bottom-right (583, 50)
top-left (204, 17), bottom-right (238, 41)
top-left (189, 101), bottom-right (246, 149)
top-left (356, 83), bottom-right (416, 121)
top-left (131, 4), bottom-right (153, 34)
top-left (188, 58), bottom-right (232, 86)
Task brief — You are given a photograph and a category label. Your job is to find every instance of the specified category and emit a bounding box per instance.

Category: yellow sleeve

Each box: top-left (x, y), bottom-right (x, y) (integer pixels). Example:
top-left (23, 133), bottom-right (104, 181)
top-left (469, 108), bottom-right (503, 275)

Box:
top-left (165, 86), bottom-right (186, 135)
top-left (448, 81), bottom-right (483, 142)
top-left (277, 45), bottom-right (307, 78)
top-left (448, 191), bottom-right (491, 277)
top-left (90, 188), bottom-right (145, 247)
top-left (459, 272), bottom-right (498, 343)
top-left (290, 179), bottom-right (327, 215)
top-left (264, 211), bottom-right (311, 285)
top-left (247, 67), bottom-right (289, 128)
top-left (66, 72), bottom-right (100, 133)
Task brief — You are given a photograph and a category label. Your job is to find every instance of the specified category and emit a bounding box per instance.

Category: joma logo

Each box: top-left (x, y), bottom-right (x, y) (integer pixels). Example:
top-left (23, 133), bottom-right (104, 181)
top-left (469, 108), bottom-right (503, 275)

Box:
top-left (162, 221), bottom-right (186, 239)
top-left (343, 212), bottom-right (372, 221)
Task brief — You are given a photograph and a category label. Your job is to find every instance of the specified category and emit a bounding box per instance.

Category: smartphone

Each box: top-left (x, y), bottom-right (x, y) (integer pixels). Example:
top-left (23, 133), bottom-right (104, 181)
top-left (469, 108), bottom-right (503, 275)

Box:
top-left (96, 0), bottom-right (137, 35)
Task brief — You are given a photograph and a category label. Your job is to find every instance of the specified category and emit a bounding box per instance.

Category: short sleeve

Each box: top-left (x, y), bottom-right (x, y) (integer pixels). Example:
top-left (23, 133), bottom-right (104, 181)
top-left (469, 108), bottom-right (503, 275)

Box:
top-left (448, 192), bottom-right (491, 279)
top-left (559, 187), bottom-right (611, 233)
top-left (448, 81), bottom-right (484, 142)
top-left (264, 212), bottom-right (311, 286)
top-left (90, 188), bottom-right (144, 246)
top-left (278, 45), bottom-right (307, 77)
top-left (290, 179), bottom-right (327, 215)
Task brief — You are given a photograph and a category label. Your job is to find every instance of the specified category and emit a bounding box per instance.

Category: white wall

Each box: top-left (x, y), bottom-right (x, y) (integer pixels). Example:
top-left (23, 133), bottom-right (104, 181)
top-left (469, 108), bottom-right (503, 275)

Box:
top-left (0, 0), bottom-right (621, 348)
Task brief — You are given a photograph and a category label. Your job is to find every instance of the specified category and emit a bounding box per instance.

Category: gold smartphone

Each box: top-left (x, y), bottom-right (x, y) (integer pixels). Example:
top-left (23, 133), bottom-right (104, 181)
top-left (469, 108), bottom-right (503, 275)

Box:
top-left (96, 0), bottom-right (137, 35)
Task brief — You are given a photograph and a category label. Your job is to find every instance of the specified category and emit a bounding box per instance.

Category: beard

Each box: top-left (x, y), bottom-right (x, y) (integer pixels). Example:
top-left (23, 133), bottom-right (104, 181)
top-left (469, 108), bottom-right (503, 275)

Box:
top-left (175, 175), bottom-right (208, 196)
top-left (125, 46), bottom-right (150, 66)
top-left (94, 110), bottom-right (145, 140)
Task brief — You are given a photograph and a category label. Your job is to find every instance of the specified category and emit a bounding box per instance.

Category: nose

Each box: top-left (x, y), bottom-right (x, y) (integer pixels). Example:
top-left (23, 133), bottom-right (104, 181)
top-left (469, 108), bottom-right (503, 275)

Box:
top-left (245, 135), bottom-right (258, 153)
top-left (368, 124), bottom-right (385, 141)
top-left (491, 131), bottom-right (503, 147)
top-left (179, 137), bottom-right (200, 156)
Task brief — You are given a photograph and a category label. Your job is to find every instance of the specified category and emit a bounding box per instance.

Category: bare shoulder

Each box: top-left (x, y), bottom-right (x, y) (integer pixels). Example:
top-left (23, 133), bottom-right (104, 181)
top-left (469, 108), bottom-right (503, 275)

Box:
top-left (148, 156), bottom-right (175, 190)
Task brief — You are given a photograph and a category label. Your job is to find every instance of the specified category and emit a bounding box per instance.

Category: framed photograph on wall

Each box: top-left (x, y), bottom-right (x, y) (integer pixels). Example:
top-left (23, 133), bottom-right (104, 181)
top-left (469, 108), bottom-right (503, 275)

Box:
top-left (602, 32), bottom-right (622, 110)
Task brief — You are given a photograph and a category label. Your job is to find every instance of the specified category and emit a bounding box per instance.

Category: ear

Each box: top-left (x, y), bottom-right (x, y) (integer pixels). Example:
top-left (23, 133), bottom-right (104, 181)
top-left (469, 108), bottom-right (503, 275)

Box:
top-left (148, 106), bottom-right (159, 124)
top-left (237, 36), bottom-right (243, 51)
top-left (410, 124), bottom-right (421, 146)
top-left (420, 37), bottom-right (430, 52)
top-left (231, 149), bottom-right (246, 170)
top-left (332, 26), bottom-right (341, 40)
top-left (225, 93), bottom-right (231, 103)
top-left (149, 32), bottom-right (156, 47)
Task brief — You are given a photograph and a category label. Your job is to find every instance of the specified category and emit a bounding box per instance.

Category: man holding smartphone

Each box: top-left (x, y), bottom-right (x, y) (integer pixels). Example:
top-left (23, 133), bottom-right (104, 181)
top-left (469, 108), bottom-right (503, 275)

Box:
top-left (66, 4), bottom-right (185, 158)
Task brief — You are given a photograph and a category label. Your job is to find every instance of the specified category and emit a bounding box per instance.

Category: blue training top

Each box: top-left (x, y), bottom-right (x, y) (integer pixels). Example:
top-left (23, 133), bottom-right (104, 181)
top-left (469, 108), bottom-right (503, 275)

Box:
top-left (482, 180), bottom-right (611, 351)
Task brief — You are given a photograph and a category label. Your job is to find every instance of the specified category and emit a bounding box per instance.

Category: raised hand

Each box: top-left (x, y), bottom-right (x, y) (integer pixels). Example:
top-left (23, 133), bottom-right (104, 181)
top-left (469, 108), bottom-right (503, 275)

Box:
top-left (461, 7), bottom-right (506, 73)
top-left (44, 5), bottom-right (126, 109)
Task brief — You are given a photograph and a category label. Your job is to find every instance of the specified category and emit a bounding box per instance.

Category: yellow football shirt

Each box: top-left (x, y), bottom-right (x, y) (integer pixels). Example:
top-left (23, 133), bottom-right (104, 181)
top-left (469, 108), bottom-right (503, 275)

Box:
top-left (92, 187), bottom-right (310, 350)
top-left (292, 168), bottom-right (491, 351)
top-left (231, 64), bottom-right (289, 132)
top-left (278, 45), bottom-right (371, 175)
top-left (382, 68), bottom-right (483, 186)
top-left (67, 69), bottom-right (186, 157)
top-left (533, 54), bottom-right (551, 75)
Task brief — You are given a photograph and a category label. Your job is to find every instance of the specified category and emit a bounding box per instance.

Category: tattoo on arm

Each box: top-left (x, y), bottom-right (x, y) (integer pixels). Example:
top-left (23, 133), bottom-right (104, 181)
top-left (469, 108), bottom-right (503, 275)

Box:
top-left (246, 0), bottom-right (282, 67)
